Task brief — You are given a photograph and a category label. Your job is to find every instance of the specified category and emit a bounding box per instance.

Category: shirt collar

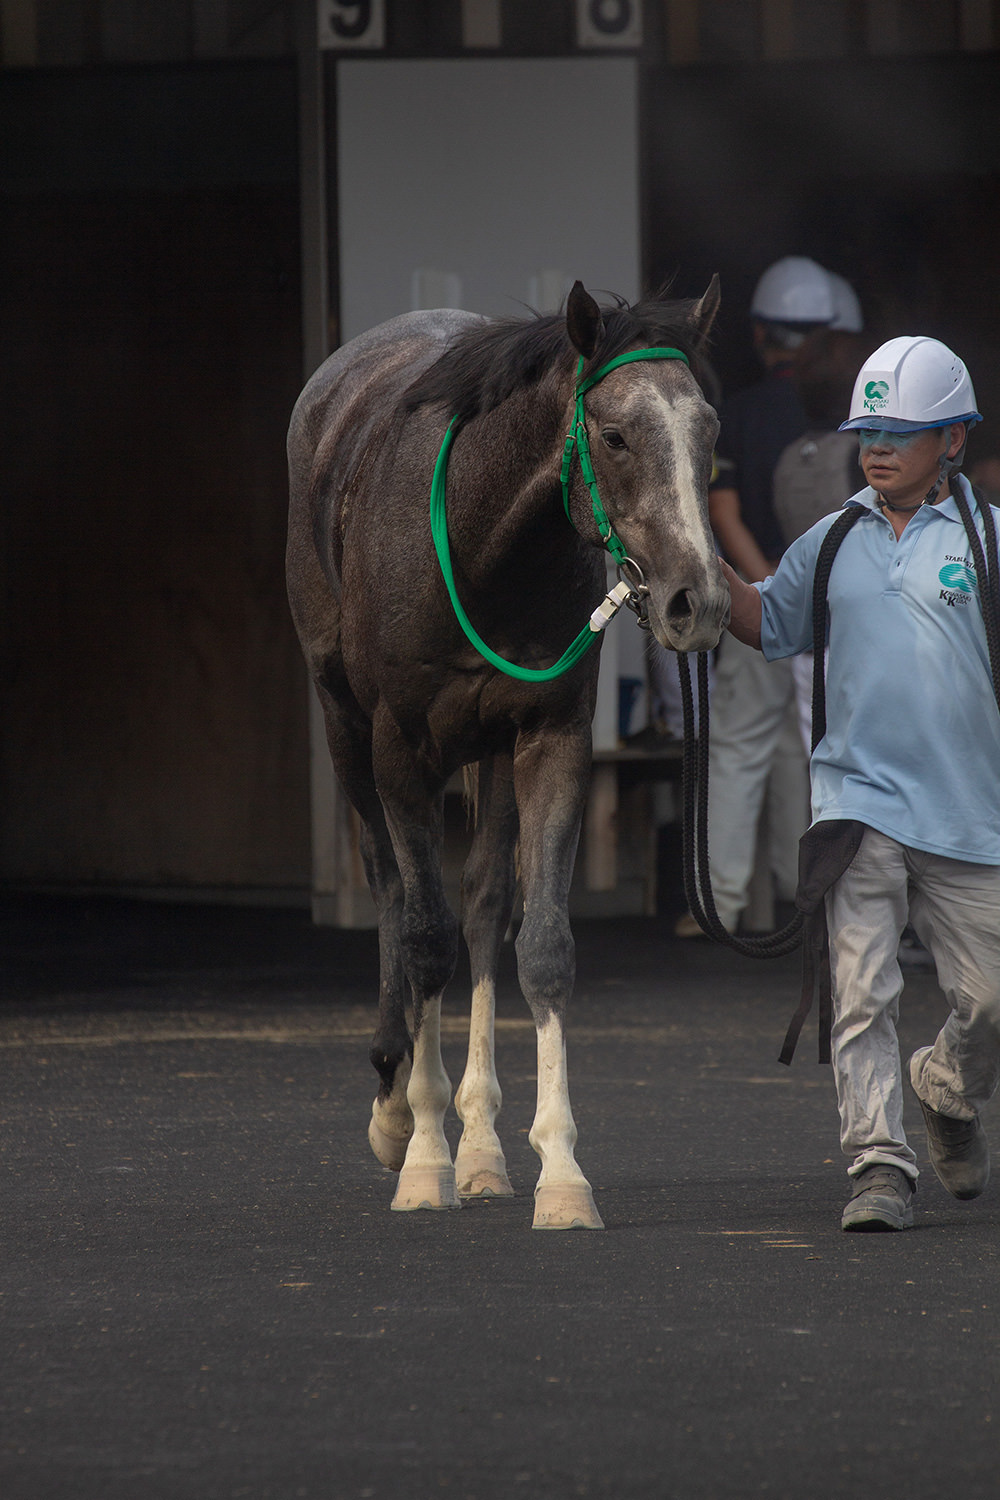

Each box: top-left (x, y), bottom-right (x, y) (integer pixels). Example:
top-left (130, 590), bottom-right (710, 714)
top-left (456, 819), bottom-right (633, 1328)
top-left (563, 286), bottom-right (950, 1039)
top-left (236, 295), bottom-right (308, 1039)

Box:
top-left (846, 479), bottom-right (970, 524)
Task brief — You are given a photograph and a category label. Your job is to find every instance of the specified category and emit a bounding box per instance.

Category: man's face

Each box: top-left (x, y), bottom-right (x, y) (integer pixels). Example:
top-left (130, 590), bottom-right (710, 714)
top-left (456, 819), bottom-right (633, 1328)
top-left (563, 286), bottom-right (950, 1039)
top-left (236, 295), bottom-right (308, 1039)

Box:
top-left (857, 423), bottom-right (965, 507)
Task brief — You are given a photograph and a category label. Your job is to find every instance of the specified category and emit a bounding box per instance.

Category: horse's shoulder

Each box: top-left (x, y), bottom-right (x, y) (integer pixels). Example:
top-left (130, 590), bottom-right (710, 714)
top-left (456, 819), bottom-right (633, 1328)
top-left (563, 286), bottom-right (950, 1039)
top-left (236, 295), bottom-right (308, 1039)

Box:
top-left (309, 309), bottom-right (481, 392)
top-left (289, 310), bottom-right (484, 459)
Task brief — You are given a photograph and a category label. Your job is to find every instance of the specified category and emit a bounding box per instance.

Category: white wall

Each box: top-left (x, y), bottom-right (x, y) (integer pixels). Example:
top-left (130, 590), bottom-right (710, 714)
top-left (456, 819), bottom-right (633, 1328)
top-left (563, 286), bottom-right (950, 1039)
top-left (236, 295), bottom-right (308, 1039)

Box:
top-left (335, 56), bottom-right (648, 747)
top-left (336, 57), bottom-right (640, 336)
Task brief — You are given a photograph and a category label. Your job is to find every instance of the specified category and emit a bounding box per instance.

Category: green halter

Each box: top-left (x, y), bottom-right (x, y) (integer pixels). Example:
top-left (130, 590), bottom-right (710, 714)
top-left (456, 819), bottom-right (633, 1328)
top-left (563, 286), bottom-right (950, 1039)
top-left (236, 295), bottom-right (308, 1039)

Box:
top-left (430, 345), bottom-right (691, 682)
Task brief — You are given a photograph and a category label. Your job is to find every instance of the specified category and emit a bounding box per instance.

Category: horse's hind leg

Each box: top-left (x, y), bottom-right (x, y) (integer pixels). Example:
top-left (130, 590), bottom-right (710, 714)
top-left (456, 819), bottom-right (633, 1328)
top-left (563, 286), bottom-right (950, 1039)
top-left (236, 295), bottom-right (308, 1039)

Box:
top-left (311, 676), bottom-right (413, 1172)
top-left (514, 730), bottom-right (603, 1230)
top-left (374, 729), bottom-right (462, 1213)
top-left (454, 756), bottom-right (518, 1199)
top-left (390, 989), bottom-right (459, 1212)
top-left (363, 812), bottom-right (413, 1173)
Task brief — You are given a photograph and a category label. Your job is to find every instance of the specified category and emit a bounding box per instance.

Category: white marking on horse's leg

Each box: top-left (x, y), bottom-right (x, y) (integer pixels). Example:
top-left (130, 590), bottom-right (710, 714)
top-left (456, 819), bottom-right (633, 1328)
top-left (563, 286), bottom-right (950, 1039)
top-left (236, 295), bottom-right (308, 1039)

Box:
top-left (454, 977), bottom-right (513, 1198)
top-left (529, 1013), bottom-right (603, 1230)
top-left (391, 997), bottom-right (460, 1212)
top-left (368, 1053), bottom-right (413, 1170)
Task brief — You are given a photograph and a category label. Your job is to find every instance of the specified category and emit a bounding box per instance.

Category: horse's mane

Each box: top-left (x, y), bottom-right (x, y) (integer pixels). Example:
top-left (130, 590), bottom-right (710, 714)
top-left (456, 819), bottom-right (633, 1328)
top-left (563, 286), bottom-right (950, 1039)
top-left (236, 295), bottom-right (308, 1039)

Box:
top-left (403, 290), bottom-right (707, 428)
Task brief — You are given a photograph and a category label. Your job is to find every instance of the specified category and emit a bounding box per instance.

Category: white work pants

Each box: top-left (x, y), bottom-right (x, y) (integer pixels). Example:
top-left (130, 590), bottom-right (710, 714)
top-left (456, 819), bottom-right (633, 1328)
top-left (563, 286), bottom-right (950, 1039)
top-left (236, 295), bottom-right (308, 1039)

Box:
top-left (647, 639), bottom-right (714, 737)
top-left (705, 633), bottom-right (809, 931)
top-left (827, 827), bottom-right (1000, 1180)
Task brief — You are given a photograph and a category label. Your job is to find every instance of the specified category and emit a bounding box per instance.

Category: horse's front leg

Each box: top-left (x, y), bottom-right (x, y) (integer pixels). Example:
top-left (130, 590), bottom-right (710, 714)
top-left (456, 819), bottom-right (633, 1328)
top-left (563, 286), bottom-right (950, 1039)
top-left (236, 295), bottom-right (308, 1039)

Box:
top-left (513, 727), bottom-right (604, 1230)
top-left (377, 742), bottom-right (462, 1213)
top-left (454, 754), bottom-right (518, 1198)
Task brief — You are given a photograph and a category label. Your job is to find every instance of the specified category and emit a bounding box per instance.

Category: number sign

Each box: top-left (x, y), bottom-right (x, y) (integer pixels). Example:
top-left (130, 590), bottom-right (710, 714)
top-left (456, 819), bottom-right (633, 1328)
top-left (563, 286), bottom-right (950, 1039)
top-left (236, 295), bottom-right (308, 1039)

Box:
top-left (575, 0), bottom-right (643, 49)
top-left (318, 0), bottom-right (385, 50)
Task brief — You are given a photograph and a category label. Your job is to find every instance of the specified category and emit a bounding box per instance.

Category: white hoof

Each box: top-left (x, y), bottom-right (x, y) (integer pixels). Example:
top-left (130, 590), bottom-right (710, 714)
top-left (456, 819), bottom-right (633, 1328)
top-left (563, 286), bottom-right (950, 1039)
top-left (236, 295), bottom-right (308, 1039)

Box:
top-left (368, 1107), bottom-right (412, 1172)
top-left (391, 1165), bottom-right (461, 1212)
top-left (532, 1183), bottom-right (604, 1230)
top-left (455, 1148), bottom-right (514, 1199)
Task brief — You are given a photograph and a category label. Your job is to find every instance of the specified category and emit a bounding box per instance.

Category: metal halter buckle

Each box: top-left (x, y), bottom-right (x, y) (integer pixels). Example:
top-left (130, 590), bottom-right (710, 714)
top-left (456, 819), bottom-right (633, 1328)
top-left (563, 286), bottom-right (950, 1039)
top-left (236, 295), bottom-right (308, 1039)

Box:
top-left (618, 557), bottom-right (651, 628)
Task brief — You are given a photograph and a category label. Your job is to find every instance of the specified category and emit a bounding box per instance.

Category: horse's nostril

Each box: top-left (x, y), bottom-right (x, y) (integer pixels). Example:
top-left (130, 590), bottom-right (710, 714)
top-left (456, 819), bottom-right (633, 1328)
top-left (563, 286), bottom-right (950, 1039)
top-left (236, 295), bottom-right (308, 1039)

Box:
top-left (668, 588), bottom-right (694, 623)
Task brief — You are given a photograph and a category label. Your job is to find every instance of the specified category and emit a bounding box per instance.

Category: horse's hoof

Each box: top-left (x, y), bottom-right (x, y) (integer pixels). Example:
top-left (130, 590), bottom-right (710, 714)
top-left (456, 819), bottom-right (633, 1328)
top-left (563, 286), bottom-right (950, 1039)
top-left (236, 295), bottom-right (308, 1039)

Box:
top-left (368, 1109), bottom-right (411, 1172)
top-left (391, 1165), bottom-right (461, 1212)
top-left (532, 1183), bottom-right (604, 1230)
top-left (455, 1149), bottom-right (514, 1199)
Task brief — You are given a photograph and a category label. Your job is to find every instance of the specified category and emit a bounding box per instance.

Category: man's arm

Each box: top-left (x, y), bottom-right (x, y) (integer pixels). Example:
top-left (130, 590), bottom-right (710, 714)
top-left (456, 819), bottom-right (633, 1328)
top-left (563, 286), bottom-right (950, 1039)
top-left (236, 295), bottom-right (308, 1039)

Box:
top-left (719, 559), bottom-right (762, 650)
top-left (709, 487), bottom-right (774, 583)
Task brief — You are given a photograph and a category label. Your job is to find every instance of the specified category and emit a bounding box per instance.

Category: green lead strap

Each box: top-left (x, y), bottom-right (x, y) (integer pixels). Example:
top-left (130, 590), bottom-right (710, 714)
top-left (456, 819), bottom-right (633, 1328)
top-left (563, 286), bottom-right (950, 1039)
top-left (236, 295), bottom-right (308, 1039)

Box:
top-left (575, 345), bottom-right (690, 396)
top-left (430, 418), bottom-right (598, 681)
top-left (431, 344), bottom-right (691, 682)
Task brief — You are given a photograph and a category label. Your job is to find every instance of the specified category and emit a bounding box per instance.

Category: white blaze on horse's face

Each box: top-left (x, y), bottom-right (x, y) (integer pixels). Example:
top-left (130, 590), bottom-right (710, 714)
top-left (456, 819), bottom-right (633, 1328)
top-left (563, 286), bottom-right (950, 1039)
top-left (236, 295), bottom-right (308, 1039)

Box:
top-left (584, 363), bottom-right (728, 653)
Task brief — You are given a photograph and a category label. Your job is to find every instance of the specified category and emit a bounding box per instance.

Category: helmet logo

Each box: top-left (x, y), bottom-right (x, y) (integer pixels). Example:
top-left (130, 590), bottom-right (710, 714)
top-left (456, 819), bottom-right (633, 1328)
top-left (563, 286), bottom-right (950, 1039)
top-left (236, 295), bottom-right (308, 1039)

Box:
top-left (863, 380), bottom-right (890, 412)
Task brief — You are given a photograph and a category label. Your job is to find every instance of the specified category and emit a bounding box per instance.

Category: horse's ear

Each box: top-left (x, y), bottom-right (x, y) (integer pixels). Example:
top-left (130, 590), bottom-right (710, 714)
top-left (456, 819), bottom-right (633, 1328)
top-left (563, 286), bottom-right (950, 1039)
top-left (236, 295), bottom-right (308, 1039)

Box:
top-left (566, 281), bottom-right (604, 359)
top-left (689, 274), bottom-right (721, 345)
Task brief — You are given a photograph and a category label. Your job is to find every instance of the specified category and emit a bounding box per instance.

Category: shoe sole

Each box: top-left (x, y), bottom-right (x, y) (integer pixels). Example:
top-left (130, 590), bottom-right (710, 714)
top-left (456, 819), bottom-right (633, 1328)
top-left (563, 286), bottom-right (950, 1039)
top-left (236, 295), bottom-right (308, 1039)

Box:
top-left (842, 1207), bottom-right (913, 1232)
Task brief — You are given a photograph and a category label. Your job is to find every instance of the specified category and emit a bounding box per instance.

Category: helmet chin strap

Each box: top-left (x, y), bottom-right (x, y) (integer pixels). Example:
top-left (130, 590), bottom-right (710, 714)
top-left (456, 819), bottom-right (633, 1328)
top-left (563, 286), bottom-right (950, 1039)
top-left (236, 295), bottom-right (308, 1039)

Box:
top-left (877, 430), bottom-right (966, 514)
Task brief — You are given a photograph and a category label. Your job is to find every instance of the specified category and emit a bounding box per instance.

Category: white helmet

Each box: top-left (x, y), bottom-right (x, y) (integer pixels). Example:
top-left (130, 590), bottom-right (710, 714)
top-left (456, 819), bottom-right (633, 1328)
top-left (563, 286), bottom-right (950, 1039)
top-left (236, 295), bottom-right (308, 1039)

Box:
top-left (751, 256), bottom-right (835, 326)
top-left (826, 271), bottom-right (863, 333)
top-left (840, 336), bottom-right (982, 433)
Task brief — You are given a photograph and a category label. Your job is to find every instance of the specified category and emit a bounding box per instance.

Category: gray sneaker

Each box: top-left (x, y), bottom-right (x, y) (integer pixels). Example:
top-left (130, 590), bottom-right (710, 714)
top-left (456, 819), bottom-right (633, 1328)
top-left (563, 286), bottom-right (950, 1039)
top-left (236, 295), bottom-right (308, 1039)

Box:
top-left (908, 1049), bottom-right (989, 1200)
top-left (841, 1164), bottom-right (915, 1232)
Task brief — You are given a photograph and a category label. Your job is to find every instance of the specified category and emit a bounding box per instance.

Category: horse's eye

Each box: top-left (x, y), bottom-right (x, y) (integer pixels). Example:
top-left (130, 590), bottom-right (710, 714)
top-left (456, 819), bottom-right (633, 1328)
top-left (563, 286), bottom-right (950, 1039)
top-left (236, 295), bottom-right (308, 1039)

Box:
top-left (602, 428), bottom-right (627, 451)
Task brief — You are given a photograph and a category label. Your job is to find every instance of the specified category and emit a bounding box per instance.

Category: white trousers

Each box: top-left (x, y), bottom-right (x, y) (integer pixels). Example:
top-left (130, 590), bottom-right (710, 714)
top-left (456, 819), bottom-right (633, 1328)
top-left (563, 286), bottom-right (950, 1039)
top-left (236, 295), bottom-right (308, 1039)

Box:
top-left (791, 652), bottom-right (816, 757)
top-left (647, 640), bottom-right (714, 737)
top-left (827, 827), bottom-right (1000, 1181)
top-left (705, 634), bottom-right (810, 931)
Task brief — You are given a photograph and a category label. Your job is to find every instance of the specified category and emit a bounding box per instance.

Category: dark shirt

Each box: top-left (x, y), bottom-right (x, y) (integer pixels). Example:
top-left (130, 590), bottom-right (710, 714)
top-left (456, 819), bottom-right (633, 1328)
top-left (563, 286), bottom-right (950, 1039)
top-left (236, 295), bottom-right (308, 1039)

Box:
top-left (710, 363), bottom-right (807, 562)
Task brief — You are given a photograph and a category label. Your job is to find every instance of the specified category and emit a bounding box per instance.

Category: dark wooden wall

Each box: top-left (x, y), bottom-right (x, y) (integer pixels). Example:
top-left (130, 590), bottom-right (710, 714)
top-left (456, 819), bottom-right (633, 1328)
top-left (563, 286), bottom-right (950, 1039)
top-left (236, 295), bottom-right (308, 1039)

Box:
top-left (641, 52), bottom-right (1000, 445)
top-left (1, 62), bottom-right (310, 895)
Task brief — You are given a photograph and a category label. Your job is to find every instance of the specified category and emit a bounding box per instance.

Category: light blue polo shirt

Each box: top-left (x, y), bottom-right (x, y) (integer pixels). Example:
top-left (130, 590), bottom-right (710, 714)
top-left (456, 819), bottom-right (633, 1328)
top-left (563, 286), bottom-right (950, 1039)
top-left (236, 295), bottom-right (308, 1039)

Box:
top-left (757, 475), bottom-right (1000, 863)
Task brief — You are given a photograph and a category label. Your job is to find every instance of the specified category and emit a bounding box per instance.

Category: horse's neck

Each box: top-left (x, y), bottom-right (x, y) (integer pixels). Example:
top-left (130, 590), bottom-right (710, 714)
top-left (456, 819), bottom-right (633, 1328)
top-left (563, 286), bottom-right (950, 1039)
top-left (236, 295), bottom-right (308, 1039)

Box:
top-left (449, 390), bottom-right (578, 571)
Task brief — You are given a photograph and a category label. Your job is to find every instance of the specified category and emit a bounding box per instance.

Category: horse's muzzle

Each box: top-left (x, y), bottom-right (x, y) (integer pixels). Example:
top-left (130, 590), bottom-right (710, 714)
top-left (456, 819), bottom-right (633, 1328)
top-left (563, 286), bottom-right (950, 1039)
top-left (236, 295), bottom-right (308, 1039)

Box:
top-left (655, 582), bottom-right (731, 653)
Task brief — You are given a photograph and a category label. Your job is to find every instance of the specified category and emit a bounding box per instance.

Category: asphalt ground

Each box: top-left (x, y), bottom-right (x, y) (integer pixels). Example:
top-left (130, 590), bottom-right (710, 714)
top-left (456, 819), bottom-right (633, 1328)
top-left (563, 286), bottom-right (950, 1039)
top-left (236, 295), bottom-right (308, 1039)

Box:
top-left (2, 893), bottom-right (998, 1500)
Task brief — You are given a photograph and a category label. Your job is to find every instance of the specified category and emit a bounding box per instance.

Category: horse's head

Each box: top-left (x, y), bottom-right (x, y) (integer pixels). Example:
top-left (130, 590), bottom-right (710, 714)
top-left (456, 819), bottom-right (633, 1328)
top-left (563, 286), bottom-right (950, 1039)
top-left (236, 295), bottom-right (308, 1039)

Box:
top-left (564, 280), bottom-right (731, 654)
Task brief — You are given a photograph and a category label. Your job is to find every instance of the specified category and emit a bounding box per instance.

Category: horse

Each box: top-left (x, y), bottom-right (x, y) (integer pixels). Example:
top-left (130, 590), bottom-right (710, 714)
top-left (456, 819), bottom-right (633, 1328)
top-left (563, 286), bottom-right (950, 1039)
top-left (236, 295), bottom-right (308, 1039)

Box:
top-left (286, 279), bottom-right (729, 1229)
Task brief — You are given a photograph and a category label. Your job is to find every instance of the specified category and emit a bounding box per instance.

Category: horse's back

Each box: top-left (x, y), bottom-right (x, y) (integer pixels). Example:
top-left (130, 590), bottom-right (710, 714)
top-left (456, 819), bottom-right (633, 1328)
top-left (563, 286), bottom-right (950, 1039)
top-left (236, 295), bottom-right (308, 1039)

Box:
top-left (288, 307), bottom-right (479, 484)
top-left (286, 308), bottom-right (481, 680)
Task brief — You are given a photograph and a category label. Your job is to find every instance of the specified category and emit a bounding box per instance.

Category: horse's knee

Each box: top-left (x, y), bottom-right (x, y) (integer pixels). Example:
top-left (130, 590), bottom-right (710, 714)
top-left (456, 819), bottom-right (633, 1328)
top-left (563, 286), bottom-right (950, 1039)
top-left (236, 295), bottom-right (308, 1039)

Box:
top-left (401, 898), bottom-right (459, 1000)
top-left (461, 876), bottom-right (515, 972)
top-left (515, 909), bottom-right (574, 1009)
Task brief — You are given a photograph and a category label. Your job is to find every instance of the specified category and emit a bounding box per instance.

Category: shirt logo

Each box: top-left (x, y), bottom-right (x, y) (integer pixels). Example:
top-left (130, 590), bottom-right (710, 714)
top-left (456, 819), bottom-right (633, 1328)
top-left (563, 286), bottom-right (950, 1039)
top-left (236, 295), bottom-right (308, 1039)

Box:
top-left (939, 562), bottom-right (977, 592)
top-left (939, 560), bottom-right (977, 607)
top-left (863, 379), bottom-right (890, 412)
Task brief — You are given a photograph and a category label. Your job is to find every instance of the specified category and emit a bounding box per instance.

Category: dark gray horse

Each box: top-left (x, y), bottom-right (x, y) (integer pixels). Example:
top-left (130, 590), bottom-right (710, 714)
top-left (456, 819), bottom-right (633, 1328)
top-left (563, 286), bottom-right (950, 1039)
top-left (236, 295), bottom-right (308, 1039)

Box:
top-left (286, 280), bottom-right (728, 1228)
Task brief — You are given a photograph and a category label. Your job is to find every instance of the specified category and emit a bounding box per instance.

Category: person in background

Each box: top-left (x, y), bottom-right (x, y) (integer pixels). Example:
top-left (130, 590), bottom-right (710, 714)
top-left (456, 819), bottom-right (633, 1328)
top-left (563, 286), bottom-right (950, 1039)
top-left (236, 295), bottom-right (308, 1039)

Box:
top-left (970, 455), bottom-right (1000, 504)
top-left (675, 256), bottom-right (831, 937)
top-left (720, 335), bottom-right (999, 1232)
top-left (643, 356), bottom-right (724, 744)
top-left (772, 280), bottom-right (871, 752)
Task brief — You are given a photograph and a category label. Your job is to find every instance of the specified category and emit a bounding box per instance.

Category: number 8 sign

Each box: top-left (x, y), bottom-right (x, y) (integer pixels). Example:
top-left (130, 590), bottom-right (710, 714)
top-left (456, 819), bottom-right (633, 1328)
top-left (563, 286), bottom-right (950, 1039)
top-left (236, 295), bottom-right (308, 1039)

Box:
top-left (576, 0), bottom-right (643, 49)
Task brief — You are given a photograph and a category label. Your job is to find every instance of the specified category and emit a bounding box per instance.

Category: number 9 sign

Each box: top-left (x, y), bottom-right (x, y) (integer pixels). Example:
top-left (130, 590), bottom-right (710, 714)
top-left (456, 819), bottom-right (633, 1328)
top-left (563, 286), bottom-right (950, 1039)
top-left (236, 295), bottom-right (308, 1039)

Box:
top-left (318, 0), bottom-right (385, 50)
